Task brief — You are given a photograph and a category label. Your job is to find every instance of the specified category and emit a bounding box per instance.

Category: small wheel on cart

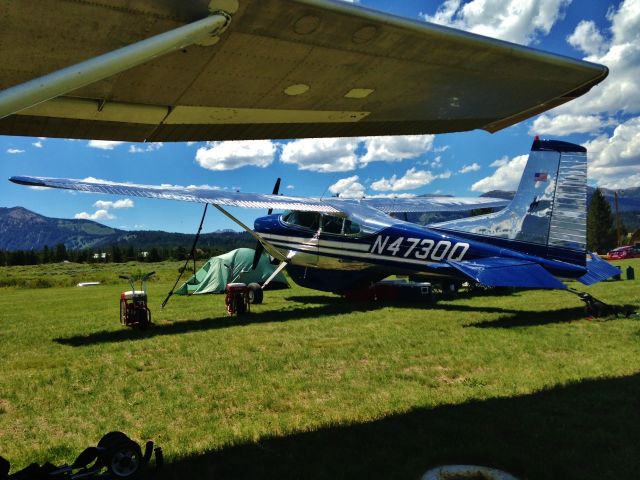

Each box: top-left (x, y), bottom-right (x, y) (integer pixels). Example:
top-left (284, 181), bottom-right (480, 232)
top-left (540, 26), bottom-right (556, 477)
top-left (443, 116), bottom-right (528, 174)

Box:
top-left (247, 283), bottom-right (263, 304)
top-left (235, 292), bottom-right (247, 314)
top-left (105, 439), bottom-right (143, 478)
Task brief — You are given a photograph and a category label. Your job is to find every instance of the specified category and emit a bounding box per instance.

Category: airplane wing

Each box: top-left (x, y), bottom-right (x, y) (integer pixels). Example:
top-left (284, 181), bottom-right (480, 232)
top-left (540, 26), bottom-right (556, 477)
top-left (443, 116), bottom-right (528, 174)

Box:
top-left (10, 175), bottom-right (507, 215)
top-left (0, 0), bottom-right (607, 141)
top-left (354, 196), bottom-right (509, 213)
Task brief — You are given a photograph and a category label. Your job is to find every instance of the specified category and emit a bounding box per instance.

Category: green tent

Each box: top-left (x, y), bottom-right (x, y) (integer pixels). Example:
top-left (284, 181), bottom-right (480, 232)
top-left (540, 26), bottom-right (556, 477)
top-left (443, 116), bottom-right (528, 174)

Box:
top-left (175, 248), bottom-right (288, 295)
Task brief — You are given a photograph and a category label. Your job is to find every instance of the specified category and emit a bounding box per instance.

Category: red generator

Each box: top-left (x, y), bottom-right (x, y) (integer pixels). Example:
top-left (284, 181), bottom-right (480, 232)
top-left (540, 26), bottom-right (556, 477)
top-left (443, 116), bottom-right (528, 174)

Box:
top-left (225, 282), bottom-right (250, 316)
top-left (119, 272), bottom-right (154, 328)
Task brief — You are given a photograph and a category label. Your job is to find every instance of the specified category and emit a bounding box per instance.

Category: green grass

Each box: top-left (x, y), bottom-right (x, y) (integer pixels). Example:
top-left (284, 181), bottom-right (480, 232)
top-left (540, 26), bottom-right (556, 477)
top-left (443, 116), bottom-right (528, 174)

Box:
top-left (1, 260), bottom-right (639, 479)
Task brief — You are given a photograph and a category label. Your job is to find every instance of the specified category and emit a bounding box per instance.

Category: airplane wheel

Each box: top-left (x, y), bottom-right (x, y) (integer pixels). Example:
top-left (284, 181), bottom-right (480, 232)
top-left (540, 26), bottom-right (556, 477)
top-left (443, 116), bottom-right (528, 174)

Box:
top-left (247, 283), bottom-right (263, 304)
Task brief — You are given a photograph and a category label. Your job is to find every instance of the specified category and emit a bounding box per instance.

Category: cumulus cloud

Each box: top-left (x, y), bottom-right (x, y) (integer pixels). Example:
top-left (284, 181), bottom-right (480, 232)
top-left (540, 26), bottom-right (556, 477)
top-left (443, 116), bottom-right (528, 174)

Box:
top-left (74, 209), bottom-right (115, 221)
top-left (328, 175), bottom-right (366, 198)
top-left (567, 20), bottom-right (607, 56)
top-left (529, 114), bottom-right (612, 135)
top-left (471, 154), bottom-right (528, 192)
top-left (557, 0), bottom-right (640, 120)
top-left (459, 163), bottom-right (481, 174)
top-left (94, 199), bottom-right (134, 209)
top-left (422, 0), bottom-right (571, 45)
top-left (583, 117), bottom-right (640, 188)
top-left (371, 168), bottom-right (450, 192)
top-left (87, 140), bottom-right (125, 150)
top-left (195, 140), bottom-right (276, 171)
top-left (7, 148), bottom-right (24, 154)
top-left (360, 135), bottom-right (435, 165)
top-left (129, 142), bottom-right (163, 153)
top-left (281, 138), bottom-right (359, 172)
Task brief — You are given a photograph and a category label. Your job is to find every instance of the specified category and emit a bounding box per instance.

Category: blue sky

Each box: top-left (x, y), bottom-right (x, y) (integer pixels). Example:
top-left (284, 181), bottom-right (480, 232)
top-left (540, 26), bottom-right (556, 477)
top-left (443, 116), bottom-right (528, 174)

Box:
top-left (1, 0), bottom-right (638, 233)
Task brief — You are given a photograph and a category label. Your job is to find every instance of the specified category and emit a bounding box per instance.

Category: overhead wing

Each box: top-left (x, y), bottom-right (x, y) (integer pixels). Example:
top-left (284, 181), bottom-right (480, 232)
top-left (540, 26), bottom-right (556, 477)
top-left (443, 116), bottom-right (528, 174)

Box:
top-left (10, 175), bottom-right (507, 216)
top-left (0, 0), bottom-right (607, 141)
top-left (9, 176), bottom-right (340, 214)
top-left (355, 196), bottom-right (509, 213)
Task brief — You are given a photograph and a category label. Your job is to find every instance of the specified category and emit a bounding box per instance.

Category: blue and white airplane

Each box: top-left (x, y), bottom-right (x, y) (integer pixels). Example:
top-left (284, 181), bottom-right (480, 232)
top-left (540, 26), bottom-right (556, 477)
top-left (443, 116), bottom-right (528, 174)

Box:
top-left (10, 137), bottom-right (619, 294)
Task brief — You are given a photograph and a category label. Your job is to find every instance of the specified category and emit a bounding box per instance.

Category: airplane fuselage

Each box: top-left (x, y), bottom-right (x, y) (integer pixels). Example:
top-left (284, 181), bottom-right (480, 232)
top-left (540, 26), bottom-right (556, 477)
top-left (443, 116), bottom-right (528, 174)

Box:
top-left (254, 212), bottom-right (587, 293)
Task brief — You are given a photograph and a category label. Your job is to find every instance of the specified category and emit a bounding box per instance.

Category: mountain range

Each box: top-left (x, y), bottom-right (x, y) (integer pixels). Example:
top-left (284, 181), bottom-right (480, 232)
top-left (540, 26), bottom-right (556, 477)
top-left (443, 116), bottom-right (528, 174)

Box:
top-left (2, 184), bottom-right (639, 251)
top-left (0, 207), bottom-right (253, 252)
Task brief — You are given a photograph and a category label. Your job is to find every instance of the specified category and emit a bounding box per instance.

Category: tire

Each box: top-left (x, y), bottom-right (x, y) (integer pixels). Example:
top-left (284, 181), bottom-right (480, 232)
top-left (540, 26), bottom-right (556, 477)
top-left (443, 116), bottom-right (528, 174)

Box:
top-left (247, 283), bottom-right (263, 304)
top-left (105, 439), bottom-right (143, 478)
top-left (235, 292), bottom-right (247, 314)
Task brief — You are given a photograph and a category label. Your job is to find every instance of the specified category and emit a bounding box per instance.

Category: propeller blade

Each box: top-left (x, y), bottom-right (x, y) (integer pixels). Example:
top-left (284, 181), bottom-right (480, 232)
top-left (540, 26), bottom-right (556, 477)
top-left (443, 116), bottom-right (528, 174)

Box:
top-left (267, 177), bottom-right (281, 215)
top-left (254, 177), bottom-right (281, 270)
top-left (251, 243), bottom-right (264, 270)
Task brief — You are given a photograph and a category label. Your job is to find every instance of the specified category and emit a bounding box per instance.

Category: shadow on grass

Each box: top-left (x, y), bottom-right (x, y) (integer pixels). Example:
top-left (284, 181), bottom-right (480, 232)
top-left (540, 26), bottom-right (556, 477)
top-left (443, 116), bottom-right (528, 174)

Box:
top-left (156, 373), bottom-right (640, 480)
top-left (54, 295), bottom-right (593, 346)
top-left (467, 306), bottom-right (588, 329)
top-left (54, 299), bottom-right (385, 346)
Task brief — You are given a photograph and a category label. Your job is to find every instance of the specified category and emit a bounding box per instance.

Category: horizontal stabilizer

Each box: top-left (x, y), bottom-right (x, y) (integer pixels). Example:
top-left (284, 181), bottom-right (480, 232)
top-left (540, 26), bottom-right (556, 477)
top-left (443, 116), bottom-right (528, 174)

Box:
top-left (577, 253), bottom-right (621, 286)
top-left (448, 257), bottom-right (566, 290)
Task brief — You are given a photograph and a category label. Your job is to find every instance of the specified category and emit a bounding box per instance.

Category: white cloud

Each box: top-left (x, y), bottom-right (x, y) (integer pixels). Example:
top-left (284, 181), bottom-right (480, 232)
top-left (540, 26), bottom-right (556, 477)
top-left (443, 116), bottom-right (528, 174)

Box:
top-left (471, 154), bottom-right (528, 192)
top-left (360, 135), bottom-right (435, 165)
top-left (94, 199), bottom-right (134, 209)
top-left (459, 163), bottom-right (481, 174)
top-left (74, 209), bottom-right (115, 221)
top-left (371, 168), bottom-right (449, 192)
top-left (567, 20), bottom-right (607, 56)
top-left (195, 140), bottom-right (276, 171)
top-left (129, 142), bottom-right (163, 153)
top-left (286, 184), bottom-right (295, 190)
top-left (32, 140), bottom-right (43, 148)
top-left (422, 0), bottom-right (572, 45)
top-left (328, 175), bottom-right (366, 198)
top-left (490, 157), bottom-right (509, 167)
top-left (87, 140), bottom-right (125, 150)
top-left (530, 114), bottom-right (611, 135)
top-left (281, 138), bottom-right (359, 172)
top-left (558, 0), bottom-right (640, 118)
top-left (7, 148), bottom-right (24, 154)
top-left (583, 117), bottom-right (640, 188)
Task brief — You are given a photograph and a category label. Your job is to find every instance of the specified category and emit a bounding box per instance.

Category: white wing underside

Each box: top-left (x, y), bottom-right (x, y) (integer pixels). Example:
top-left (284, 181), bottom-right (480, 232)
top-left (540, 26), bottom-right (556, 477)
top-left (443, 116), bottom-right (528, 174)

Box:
top-left (10, 176), bottom-right (508, 215)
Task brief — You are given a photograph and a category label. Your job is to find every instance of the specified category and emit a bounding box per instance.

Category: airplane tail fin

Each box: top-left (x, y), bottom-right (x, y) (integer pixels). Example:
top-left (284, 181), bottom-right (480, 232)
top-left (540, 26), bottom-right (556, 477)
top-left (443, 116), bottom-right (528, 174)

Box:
top-left (433, 138), bottom-right (587, 265)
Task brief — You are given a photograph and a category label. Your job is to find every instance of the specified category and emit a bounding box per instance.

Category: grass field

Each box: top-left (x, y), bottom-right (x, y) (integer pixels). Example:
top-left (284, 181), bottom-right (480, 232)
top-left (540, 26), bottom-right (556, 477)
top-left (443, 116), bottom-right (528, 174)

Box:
top-left (1, 259), bottom-right (639, 479)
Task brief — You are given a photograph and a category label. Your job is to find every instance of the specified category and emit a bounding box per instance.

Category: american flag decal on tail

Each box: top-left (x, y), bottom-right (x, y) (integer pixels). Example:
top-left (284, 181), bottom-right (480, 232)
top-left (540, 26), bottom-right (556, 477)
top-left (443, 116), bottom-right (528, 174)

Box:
top-left (534, 172), bottom-right (548, 181)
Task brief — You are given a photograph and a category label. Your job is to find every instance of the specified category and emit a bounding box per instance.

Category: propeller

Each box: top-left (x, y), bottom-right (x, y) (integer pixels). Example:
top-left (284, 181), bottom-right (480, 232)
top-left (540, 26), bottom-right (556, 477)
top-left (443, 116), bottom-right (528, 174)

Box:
top-left (252, 177), bottom-right (281, 270)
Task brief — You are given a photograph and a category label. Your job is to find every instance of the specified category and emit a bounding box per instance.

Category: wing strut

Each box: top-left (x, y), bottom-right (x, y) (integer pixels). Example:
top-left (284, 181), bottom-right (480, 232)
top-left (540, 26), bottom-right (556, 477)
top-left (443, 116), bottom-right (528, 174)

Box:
top-left (0, 10), bottom-right (233, 119)
top-left (161, 204), bottom-right (208, 309)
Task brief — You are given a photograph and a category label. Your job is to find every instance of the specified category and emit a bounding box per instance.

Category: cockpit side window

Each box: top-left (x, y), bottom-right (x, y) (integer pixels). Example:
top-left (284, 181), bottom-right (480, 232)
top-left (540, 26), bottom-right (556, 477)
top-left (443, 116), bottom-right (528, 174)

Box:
top-left (321, 214), bottom-right (343, 234)
top-left (282, 210), bottom-right (320, 230)
top-left (343, 218), bottom-right (361, 235)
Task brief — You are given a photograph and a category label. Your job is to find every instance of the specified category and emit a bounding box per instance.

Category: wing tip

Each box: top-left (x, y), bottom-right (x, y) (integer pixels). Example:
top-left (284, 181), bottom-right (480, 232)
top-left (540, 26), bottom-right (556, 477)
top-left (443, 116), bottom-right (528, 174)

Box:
top-left (9, 176), bottom-right (44, 187)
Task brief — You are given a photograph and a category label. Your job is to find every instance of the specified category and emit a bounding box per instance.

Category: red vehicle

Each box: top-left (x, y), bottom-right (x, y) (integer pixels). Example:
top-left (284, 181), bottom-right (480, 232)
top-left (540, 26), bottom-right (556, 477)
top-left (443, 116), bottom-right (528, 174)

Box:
top-left (607, 246), bottom-right (640, 260)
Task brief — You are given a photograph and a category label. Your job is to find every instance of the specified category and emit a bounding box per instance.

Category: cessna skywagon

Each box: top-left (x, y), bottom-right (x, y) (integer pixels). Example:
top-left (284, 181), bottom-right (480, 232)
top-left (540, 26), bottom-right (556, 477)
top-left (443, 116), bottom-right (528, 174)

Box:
top-left (2, 1), bottom-right (617, 291)
top-left (10, 138), bottom-right (619, 293)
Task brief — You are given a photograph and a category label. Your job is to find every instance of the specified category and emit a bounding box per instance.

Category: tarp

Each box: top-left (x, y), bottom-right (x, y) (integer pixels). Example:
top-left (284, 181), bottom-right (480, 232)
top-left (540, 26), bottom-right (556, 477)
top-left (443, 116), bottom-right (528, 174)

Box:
top-left (175, 248), bottom-right (288, 295)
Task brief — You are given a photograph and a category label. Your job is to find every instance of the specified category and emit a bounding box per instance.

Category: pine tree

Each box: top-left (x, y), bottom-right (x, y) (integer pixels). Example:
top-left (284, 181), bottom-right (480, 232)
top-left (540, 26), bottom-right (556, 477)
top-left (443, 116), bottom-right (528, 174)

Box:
top-left (587, 188), bottom-right (616, 253)
top-left (55, 243), bottom-right (68, 262)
